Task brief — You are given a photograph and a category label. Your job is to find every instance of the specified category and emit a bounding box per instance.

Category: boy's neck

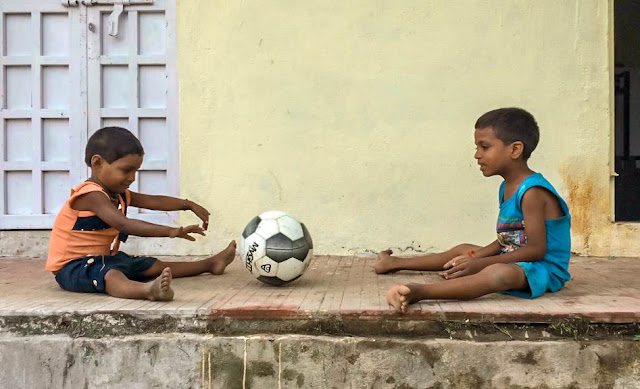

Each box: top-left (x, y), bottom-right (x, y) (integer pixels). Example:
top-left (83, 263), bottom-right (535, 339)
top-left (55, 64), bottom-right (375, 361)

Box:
top-left (88, 176), bottom-right (118, 201)
top-left (501, 163), bottom-right (535, 186)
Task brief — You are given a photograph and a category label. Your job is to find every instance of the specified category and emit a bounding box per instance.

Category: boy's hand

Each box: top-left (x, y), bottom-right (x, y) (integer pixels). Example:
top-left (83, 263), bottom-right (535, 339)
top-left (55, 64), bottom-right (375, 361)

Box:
top-left (443, 254), bottom-right (469, 270)
top-left (169, 225), bottom-right (206, 241)
top-left (186, 201), bottom-right (210, 230)
top-left (439, 255), bottom-right (483, 279)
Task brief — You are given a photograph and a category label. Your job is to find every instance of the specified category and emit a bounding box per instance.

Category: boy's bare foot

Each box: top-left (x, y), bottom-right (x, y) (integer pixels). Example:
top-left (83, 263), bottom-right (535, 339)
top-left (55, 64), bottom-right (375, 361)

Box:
top-left (375, 249), bottom-right (398, 274)
top-left (147, 267), bottom-right (174, 301)
top-left (386, 284), bottom-right (417, 313)
top-left (209, 240), bottom-right (237, 275)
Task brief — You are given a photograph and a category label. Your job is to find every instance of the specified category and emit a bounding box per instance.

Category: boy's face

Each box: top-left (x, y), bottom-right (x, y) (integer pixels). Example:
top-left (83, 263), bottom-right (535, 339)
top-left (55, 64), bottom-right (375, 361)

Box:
top-left (93, 153), bottom-right (143, 194)
top-left (474, 127), bottom-right (512, 177)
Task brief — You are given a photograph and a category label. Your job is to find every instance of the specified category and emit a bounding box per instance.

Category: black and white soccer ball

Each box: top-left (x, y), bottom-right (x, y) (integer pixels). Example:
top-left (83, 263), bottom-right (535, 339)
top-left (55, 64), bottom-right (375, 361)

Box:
top-left (240, 211), bottom-right (313, 286)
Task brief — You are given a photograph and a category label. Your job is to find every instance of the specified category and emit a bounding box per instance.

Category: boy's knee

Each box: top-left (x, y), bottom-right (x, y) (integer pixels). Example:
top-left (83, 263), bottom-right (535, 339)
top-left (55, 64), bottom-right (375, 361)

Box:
top-left (104, 268), bottom-right (125, 280)
top-left (483, 264), bottom-right (524, 291)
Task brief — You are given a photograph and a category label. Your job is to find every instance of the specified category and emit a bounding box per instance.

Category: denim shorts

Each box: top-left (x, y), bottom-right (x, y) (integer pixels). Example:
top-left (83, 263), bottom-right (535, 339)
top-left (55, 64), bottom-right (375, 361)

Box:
top-left (55, 251), bottom-right (157, 293)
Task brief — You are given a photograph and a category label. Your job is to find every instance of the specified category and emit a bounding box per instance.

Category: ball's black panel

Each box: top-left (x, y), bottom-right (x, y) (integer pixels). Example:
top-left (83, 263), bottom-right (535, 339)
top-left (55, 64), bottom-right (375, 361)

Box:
top-left (266, 233), bottom-right (295, 263)
top-left (266, 247), bottom-right (293, 263)
top-left (266, 232), bottom-right (293, 250)
top-left (301, 223), bottom-right (313, 249)
top-left (257, 275), bottom-right (288, 286)
top-left (292, 237), bottom-right (307, 249)
top-left (291, 245), bottom-right (309, 261)
top-left (242, 216), bottom-right (262, 238)
top-left (288, 274), bottom-right (302, 283)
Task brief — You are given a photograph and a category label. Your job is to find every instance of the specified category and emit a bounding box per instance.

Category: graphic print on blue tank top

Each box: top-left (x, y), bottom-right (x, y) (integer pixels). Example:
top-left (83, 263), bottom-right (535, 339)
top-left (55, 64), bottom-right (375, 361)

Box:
top-left (497, 218), bottom-right (526, 253)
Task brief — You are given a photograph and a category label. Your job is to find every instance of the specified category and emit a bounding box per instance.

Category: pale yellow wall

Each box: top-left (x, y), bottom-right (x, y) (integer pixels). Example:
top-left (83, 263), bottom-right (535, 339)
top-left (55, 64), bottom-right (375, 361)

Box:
top-left (174, 0), bottom-right (631, 257)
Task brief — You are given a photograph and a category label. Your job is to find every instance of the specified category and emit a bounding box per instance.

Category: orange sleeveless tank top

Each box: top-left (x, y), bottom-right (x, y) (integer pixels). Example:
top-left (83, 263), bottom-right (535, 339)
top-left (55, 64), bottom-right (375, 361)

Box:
top-left (46, 181), bottom-right (130, 272)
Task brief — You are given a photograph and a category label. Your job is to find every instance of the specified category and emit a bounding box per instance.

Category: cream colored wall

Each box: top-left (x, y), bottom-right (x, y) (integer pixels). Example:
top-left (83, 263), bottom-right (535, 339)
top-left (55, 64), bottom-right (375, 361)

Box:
top-left (175, 0), bottom-right (629, 257)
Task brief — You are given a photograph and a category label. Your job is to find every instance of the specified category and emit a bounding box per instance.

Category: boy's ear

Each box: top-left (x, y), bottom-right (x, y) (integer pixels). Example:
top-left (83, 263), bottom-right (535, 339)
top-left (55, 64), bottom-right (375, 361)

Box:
top-left (90, 154), bottom-right (104, 168)
top-left (510, 141), bottom-right (525, 159)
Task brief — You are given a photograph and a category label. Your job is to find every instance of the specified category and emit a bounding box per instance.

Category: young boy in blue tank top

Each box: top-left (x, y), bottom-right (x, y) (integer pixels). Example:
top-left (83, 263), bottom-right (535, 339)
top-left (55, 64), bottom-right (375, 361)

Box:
top-left (377, 108), bottom-right (571, 313)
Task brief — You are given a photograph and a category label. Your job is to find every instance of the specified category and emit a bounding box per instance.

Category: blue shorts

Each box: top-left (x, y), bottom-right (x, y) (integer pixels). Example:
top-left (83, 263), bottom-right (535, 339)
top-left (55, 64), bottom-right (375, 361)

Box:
top-left (499, 261), bottom-right (569, 299)
top-left (55, 252), bottom-right (157, 293)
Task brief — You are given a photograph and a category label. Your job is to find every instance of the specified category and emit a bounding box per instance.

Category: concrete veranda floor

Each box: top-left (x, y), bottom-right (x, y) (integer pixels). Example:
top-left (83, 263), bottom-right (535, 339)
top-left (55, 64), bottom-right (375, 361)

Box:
top-left (1, 255), bottom-right (638, 330)
top-left (2, 255), bottom-right (640, 388)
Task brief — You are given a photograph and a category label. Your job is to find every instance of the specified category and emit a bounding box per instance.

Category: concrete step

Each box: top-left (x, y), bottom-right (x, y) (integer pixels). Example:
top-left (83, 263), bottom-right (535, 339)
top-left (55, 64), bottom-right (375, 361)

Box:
top-left (1, 334), bottom-right (639, 389)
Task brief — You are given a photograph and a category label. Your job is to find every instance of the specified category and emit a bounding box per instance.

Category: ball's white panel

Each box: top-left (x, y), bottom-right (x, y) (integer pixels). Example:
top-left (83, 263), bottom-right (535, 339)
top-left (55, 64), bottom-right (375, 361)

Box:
top-left (243, 233), bottom-right (266, 274)
top-left (251, 259), bottom-right (260, 275)
top-left (303, 249), bottom-right (313, 270)
top-left (277, 215), bottom-right (304, 241)
top-left (276, 257), bottom-right (306, 281)
top-left (255, 219), bottom-right (279, 239)
top-left (238, 235), bottom-right (246, 258)
top-left (255, 257), bottom-right (279, 277)
top-left (259, 210), bottom-right (287, 220)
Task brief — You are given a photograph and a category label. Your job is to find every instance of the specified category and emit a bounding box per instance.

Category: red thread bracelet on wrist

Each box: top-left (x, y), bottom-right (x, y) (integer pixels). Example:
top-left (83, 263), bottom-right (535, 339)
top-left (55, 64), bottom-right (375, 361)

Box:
top-left (466, 250), bottom-right (476, 258)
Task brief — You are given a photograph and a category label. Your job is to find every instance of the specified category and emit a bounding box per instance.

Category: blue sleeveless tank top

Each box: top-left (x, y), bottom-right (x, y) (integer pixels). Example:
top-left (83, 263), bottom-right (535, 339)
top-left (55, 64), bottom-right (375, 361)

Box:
top-left (497, 173), bottom-right (571, 282)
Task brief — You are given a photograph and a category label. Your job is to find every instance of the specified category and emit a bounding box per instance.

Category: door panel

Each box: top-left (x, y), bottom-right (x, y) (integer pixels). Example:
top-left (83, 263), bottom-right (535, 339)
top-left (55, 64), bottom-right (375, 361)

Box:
top-left (87, 0), bottom-right (177, 223)
top-left (0, 0), bottom-right (177, 229)
top-left (0, 1), bottom-right (85, 228)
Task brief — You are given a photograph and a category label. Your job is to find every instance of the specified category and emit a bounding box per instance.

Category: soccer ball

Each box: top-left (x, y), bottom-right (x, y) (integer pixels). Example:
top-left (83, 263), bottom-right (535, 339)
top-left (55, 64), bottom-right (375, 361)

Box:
top-left (240, 211), bottom-right (313, 286)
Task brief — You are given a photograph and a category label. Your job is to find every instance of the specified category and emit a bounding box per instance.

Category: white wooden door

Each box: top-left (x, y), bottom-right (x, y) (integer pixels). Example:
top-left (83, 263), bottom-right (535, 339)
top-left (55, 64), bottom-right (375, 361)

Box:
top-left (0, 0), bottom-right (177, 229)
top-left (0, 0), bottom-right (86, 229)
top-left (87, 0), bottom-right (178, 225)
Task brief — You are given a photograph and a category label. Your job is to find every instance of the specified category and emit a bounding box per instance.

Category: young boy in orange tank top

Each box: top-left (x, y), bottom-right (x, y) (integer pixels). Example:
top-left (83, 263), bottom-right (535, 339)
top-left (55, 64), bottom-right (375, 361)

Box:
top-left (46, 127), bottom-right (236, 301)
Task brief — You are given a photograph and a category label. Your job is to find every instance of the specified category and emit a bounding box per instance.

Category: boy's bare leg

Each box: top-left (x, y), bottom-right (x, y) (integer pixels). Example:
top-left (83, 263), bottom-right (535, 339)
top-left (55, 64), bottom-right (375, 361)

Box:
top-left (105, 267), bottom-right (174, 301)
top-left (375, 243), bottom-right (481, 274)
top-left (386, 263), bottom-right (527, 313)
top-left (142, 240), bottom-right (237, 278)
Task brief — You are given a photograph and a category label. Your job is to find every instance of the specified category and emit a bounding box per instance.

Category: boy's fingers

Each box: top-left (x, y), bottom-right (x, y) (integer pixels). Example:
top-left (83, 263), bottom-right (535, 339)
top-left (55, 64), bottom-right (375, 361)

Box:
top-left (442, 267), bottom-right (461, 279)
top-left (444, 264), bottom-right (464, 275)
top-left (186, 224), bottom-right (203, 232)
top-left (446, 270), bottom-right (465, 279)
top-left (444, 255), bottom-right (465, 269)
top-left (448, 263), bottom-right (471, 278)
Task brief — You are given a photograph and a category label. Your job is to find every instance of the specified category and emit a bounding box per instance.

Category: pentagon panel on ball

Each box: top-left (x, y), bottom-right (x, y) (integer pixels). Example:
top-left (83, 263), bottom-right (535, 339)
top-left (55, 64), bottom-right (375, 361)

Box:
top-left (240, 211), bottom-right (313, 286)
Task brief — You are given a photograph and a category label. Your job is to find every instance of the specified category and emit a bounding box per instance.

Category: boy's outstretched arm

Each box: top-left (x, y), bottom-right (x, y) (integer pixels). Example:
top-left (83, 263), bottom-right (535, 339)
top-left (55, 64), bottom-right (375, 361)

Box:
top-left (73, 192), bottom-right (204, 240)
top-left (129, 191), bottom-right (209, 230)
top-left (441, 187), bottom-right (549, 279)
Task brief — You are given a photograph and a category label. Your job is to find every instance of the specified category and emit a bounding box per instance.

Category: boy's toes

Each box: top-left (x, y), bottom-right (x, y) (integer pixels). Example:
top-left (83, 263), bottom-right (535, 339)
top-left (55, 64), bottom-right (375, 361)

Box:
top-left (386, 284), bottom-right (411, 313)
top-left (149, 268), bottom-right (174, 301)
top-left (397, 285), bottom-right (412, 297)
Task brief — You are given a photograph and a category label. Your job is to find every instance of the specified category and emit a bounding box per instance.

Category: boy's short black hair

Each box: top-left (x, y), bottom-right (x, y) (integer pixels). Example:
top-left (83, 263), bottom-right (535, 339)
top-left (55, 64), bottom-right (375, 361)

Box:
top-left (475, 107), bottom-right (539, 159)
top-left (85, 127), bottom-right (144, 166)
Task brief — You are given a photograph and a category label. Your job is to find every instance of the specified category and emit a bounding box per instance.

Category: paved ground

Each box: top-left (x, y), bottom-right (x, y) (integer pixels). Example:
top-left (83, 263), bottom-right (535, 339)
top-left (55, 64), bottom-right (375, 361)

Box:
top-left (1, 255), bottom-right (638, 324)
